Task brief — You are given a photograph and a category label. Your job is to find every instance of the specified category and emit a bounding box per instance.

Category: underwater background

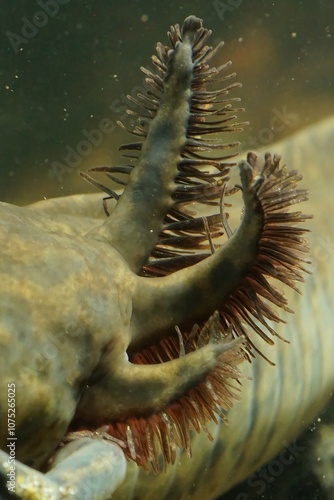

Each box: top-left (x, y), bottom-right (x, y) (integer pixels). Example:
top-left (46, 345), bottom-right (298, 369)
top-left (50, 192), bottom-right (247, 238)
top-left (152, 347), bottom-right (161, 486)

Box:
top-left (0, 1), bottom-right (333, 499)
top-left (0, 0), bottom-right (333, 205)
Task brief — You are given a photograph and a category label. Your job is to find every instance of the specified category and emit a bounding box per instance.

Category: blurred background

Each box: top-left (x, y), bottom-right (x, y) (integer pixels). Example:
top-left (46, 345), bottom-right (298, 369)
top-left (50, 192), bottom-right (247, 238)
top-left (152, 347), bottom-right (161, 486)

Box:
top-left (0, 0), bottom-right (333, 204)
top-left (0, 2), bottom-right (333, 498)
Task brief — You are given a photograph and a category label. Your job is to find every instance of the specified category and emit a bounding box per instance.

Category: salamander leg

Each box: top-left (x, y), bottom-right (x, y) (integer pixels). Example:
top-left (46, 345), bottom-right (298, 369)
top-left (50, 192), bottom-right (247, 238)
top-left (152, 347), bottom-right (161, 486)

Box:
top-left (0, 438), bottom-right (126, 500)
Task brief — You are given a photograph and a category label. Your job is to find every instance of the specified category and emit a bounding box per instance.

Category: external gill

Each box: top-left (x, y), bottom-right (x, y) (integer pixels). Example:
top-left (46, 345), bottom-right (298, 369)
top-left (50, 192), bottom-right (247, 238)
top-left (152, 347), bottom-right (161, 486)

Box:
top-left (129, 151), bottom-right (311, 359)
top-left (130, 157), bottom-right (263, 349)
top-left (84, 18), bottom-right (200, 272)
top-left (74, 154), bottom-right (267, 469)
top-left (82, 15), bottom-right (244, 274)
top-left (75, 325), bottom-right (243, 424)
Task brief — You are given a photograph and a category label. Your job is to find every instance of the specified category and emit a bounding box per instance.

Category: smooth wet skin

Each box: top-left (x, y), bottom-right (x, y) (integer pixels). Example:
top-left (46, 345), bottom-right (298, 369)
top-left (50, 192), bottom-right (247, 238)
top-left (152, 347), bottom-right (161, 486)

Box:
top-left (0, 202), bottom-right (134, 467)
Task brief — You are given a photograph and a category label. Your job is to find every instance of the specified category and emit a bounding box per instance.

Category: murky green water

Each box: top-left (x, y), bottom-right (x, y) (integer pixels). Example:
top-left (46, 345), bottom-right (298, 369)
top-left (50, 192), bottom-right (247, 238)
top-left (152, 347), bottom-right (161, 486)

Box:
top-left (0, 0), bottom-right (332, 205)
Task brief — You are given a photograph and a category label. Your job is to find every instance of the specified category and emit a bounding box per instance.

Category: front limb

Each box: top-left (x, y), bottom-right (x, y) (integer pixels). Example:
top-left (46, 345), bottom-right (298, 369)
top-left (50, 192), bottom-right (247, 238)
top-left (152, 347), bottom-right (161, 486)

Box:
top-left (0, 438), bottom-right (126, 500)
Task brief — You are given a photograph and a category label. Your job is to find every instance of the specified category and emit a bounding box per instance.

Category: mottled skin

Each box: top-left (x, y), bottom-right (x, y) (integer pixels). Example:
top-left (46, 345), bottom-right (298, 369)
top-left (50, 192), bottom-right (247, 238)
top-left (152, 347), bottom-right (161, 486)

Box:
top-left (0, 201), bottom-right (135, 466)
top-left (0, 162), bottom-right (257, 466)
